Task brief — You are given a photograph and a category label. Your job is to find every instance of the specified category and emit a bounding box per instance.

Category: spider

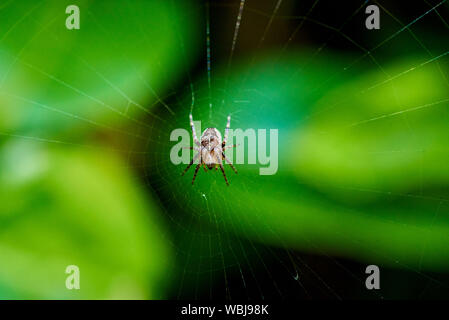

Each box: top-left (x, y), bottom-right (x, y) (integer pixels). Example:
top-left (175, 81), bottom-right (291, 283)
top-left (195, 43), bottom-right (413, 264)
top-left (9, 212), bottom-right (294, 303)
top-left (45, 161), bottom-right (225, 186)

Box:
top-left (182, 114), bottom-right (237, 185)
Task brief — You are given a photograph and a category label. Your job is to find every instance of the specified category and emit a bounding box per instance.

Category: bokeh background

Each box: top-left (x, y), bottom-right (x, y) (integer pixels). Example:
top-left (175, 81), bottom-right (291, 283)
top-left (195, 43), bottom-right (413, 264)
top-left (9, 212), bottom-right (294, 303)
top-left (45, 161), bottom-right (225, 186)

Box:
top-left (0, 0), bottom-right (448, 299)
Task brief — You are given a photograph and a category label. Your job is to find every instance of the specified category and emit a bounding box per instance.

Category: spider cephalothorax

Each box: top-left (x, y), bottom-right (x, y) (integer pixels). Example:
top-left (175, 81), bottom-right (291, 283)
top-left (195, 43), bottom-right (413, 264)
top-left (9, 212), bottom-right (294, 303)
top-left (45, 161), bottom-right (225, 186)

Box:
top-left (182, 114), bottom-right (237, 185)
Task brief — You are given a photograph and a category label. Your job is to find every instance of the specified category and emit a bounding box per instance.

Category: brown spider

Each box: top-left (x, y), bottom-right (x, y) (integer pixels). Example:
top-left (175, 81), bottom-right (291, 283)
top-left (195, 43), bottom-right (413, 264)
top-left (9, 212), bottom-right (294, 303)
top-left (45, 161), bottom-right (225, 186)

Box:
top-left (182, 114), bottom-right (237, 185)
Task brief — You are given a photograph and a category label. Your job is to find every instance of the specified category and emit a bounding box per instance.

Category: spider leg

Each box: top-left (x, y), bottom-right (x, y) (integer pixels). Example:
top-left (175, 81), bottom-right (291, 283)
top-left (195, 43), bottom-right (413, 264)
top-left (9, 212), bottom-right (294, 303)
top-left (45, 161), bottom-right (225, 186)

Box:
top-left (222, 115), bottom-right (231, 148)
top-left (215, 150), bottom-right (229, 185)
top-left (218, 163), bottom-right (229, 186)
top-left (222, 152), bottom-right (237, 174)
top-left (203, 163), bottom-right (208, 172)
top-left (182, 151), bottom-right (200, 176)
top-left (223, 144), bottom-right (237, 150)
top-left (192, 163), bottom-right (201, 185)
top-left (189, 114), bottom-right (201, 147)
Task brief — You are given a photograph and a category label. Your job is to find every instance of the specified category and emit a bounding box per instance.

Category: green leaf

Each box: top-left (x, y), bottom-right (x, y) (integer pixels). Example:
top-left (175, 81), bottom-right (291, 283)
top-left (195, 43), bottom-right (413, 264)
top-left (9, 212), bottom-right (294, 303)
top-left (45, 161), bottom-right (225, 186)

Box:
top-left (0, 0), bottom-right (199, 136)
top-left (0, 140), bottom-right (171, 299)
top-left (291, 57), bottom-right (449, 202)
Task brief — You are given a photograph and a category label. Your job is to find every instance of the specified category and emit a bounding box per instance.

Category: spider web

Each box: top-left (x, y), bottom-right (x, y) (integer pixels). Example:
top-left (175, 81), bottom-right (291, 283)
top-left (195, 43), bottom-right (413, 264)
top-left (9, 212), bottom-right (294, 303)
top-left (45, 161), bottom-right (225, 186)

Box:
top-left (144, 0), bottom-right (449, 299)
top-left (1, 0), bottom-right (449, 299)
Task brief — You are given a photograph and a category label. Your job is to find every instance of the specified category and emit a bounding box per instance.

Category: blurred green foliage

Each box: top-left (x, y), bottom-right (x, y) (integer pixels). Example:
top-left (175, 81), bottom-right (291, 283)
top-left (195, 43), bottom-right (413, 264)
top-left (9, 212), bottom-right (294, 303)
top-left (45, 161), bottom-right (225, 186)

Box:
top-left (0, 0), bottom-right (199, 136)
top-left (0, 0), bottom-right (448, 300)
top-left (0, 0), bottom-right (200, 299)
top-left (0, 142), bottom-right (170, 299)
top-left (294, 58), bottom-right (449, 198)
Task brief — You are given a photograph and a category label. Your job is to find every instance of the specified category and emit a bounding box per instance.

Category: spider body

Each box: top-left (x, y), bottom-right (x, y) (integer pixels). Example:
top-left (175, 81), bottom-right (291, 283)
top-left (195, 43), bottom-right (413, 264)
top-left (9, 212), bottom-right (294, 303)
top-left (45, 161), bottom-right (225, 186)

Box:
top-left (182, 114), bottom-right (237, 185)
top-left (201, 128), bottom-right (222, 169)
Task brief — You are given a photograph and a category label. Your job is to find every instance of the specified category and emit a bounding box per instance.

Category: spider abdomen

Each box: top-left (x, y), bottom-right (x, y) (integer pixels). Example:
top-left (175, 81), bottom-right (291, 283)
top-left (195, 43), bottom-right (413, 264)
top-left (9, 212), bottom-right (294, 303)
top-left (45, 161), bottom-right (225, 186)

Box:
top-left (201, 148), bottom-right (221, 166)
